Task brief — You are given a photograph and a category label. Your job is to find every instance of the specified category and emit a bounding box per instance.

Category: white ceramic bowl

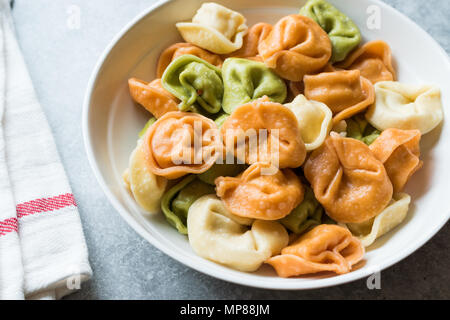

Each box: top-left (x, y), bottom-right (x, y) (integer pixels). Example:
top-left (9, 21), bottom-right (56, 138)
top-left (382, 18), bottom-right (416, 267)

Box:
top-left (82, 0), bottom-right (450, 289)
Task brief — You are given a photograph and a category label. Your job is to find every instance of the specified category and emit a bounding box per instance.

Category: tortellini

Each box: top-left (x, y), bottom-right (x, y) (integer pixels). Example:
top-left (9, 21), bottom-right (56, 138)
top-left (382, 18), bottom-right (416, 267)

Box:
top-left (337, 40), bottom-right (396, 84)
top-left (128, 78), bottom-right (179, 118)
top-left (304, 70), bottom-right (375, 123)
top-left (187, 195), bottom-right (289, 272)
top-left (221, 97), bottom-right (306, 168)
top-left (284, 94), bottom-right (333, 151)
top-left (304, 133), bottom-right (393, 223)
top-left (266, 224), bottom-right (364, 277)
top-left (125, 140), bottom-right (167, 213)
top-left (161, 175), bottom-right (215, 234)
top-left (258, 14), bottom-right (332, 81)
top-left (346, 114), bottom-right (380, 145)
top-left (223, 23), bottom-right (272, 60)
top-left (369, 128), bottom-right (422, 193)
top-left (215, 163), bottom-right (304, 220)
top-left (345, 193), bottom-right (411, 247)
top-left (286, 63), bottom-right (334, 103)
top-left (222, 58), bottom-right (287, 114)
top-left (156, 42), bottom-right (223, 78)
top-left (198, 162), bottom-right (247, 185)
top-left (280, 186), bottom-right (324, 235)
top-left (287, 61), bottom-right (336, 99)
top-left (365, 81), bottom-right (444, 134)
top-left (161, 55), bottom-right (223, 114)
top-left (176, 3), bottom-right (248, 54)
top-left (143, 111), bottom-right (221, 179)
top-left (299, 0), bottom-right (361, 63)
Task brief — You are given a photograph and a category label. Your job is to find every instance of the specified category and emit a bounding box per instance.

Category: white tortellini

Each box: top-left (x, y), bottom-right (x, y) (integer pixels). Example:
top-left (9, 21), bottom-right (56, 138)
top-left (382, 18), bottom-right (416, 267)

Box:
top-left (284, 94), bottom-right (333, 151)
top-left (344, 193), bottom-right (411, 247)
top-left (176, 3), bottom-right (248, 54)
top-left (124, 140), bottom-right (168, 213)
top-left (366, 81), bottom-right (443, 134)
top-left (187, 195), bottom-right (289, 272)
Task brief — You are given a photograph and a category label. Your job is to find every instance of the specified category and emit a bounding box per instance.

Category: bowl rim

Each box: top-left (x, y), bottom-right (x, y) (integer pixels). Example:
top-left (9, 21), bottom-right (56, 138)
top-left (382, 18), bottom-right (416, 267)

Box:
top-left (82, 0), bottom-right (450, 290)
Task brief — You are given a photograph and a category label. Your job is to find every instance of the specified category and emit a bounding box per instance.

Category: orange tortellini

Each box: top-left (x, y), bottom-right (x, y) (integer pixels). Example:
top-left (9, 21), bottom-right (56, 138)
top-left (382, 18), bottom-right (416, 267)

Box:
top-left (337, 40), bottom-right (396, 84)
top-left (304, 70), bottom-right (375, 123)
top-left (286, 60), bottom-right (337, 98)
top-left (221, 97), bottom-right (306, 168)
top-left (369, 128), bottom-right (422, 193)
top-left (143, 111), bottom-right (221, 179)
top-left (215, 163), bottom-right (304, 220)
top-left (258, 14), bottom-right (332, 81)
top-left (266, 224), bottom-right (365, 277)
top-left (128, 78), bottom-right (179, 119)
top-left (223, 23), bottom-right (272, 60)
top-left (156, 42), bottom-right (223, 78)
top-left (304, 133), bottom-right (393, 223)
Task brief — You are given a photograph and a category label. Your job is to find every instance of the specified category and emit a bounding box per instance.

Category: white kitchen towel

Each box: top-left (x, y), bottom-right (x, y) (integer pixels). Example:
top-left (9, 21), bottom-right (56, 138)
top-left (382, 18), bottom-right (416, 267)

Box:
top-left (0, 0), bottom-right (92, 300)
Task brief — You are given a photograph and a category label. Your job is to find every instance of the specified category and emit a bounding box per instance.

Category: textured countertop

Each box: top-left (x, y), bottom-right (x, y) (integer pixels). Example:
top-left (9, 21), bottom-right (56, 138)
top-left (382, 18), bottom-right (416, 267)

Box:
top-left (10, 0), bottom-right (450, 299)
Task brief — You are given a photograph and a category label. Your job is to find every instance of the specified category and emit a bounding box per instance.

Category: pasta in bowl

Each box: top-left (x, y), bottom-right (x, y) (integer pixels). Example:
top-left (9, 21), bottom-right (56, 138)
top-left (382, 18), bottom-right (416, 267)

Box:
top-left (124, 0), bottom-right (444, 278)
top-left (83, 0), bottom-right (450, 289)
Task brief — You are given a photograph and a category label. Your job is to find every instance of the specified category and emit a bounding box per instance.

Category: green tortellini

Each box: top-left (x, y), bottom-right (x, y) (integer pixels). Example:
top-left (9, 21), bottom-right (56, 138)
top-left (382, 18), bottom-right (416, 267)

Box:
top-left (222, 58), bottom-right (287, 114)
top-left (198, 163), bottom-right (247, 185)
top-left (346, 114), bottom-right (381, 146)
top-left (280, 186), bottom-right (324, 234)
top-left (300, 0), bottom-right (361, 63)
top-left (162, 55), bottom-right (223, 114)
top-left (161, 175), bottom-right (215, 234)
top-left (138, 117), bottom-right (157, 137)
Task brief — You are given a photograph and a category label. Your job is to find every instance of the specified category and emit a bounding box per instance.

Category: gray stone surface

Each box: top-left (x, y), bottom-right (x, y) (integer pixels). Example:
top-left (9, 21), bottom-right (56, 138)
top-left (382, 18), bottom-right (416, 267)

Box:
top-left (9, 0), bottom-right (449, 299)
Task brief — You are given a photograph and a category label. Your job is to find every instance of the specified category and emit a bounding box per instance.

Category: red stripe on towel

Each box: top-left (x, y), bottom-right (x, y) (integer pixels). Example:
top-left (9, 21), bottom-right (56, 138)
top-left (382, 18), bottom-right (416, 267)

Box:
top-left (0, 217), bottom-right (19, 236)
top-left (16, 193), bottom-right (77, 218)
top-left (0, 193), bottom-right (76, 237)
